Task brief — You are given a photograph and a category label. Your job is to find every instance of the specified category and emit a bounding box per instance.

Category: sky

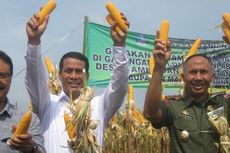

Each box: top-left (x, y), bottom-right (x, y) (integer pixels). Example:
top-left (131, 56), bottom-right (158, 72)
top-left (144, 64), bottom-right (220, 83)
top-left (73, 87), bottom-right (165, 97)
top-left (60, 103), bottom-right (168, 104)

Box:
top-left (0, 0), bottom-right (230, 111)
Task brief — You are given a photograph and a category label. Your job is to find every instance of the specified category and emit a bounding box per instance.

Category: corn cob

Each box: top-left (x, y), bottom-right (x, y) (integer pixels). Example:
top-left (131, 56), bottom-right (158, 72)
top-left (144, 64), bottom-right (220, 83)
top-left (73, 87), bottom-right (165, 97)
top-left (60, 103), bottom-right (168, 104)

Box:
top-left (64, 112), bottom-right (75, 140)
top-left (132, 105), bottom-right (145, 124)
top-left (222, 22), bottom-right (230, 42)
top-left (149, 56), bottom-right (155, 76)
top-left (106, 2), bottom-right (128, 32)
top-left (159, 20), bottom-right (170, 41)
top-left (13, 111), bottom-right (32, 138)
top-left (38, 0), bottom-right (56, 25)
top-left (111, 115), bottom-right (117, 124)
top-left (128, 84), bottom-right (134, 101)
top-left (106, 15), bottom-right (125, 36)
top-left (188, 38), bottom-right (201, 57)
top-left (44, 56), bottom-right (54, 74)
top-left (222, 13), bottom-right (230, 29)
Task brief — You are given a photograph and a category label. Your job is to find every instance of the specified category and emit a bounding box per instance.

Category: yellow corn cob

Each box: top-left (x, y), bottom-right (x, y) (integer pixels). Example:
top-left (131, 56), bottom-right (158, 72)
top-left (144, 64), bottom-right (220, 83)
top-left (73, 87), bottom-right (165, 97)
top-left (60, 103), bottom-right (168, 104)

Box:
top-left (128, 85), bottom-right (134, 101)
top-left (64, 112), bottom-right (75, 140)
top-left (38, 0), bottom-right (56, 25)
top-left (159, 20), bottom-right (170, 41)
top-left (182, 52), bottom-right (186, 62)
top-left (111, 115), bottom-right (117, 124)
top-left (222, 13), bottom-right (230, 29)
top-left (222, 22), bottom-right (230, 42)
top-left (13, 111), bottom-right (32, 138)
top-left (28, 101), bottom-right (33, 111)
top-left (44, 56), bottom-right (54, 74)
top-left (132, 105), bottom-right (145, 124)
top-left (188, 38), bottom-right (201, 57)
top-left (149, 56), bottom-right (155, 76)
top-left (106, 2), bottom-right (128, 32)
top-left (106, 15), bottom-right (125, 36)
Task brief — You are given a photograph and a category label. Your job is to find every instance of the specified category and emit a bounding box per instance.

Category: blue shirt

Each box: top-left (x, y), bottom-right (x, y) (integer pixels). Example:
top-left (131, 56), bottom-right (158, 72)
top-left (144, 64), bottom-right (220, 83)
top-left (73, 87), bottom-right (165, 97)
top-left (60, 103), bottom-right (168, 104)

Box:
top-left (0, 99), bottom-right (46, 153)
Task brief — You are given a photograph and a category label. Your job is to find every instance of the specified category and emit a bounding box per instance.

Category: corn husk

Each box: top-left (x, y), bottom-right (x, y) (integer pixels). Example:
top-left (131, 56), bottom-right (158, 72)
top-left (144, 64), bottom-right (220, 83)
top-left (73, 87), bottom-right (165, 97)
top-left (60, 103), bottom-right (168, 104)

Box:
top-left (67, 87), bottom-right (101, 153)
top-left (208, 106), bottom-right (230, 153)
top-left (103, 98), bottom-right (170, 153)
top-left (47, 65), bottom-right (62, 95)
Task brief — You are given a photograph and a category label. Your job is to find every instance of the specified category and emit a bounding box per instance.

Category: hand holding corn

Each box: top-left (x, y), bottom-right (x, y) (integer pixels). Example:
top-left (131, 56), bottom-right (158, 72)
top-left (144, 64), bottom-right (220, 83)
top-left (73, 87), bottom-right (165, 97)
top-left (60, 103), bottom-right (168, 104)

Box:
top-left (153, 21), bottom-right (172, 70)
top-left (26, 13), bottom-right (49, 45)
top-left (26, 1), bottom-right (56, 45)
top-left (8, 112), bottom-right (35, 153)
top-left (106, 2), bottom-right (130, 47)
top-left (106, 2), bottom-right (129, 34)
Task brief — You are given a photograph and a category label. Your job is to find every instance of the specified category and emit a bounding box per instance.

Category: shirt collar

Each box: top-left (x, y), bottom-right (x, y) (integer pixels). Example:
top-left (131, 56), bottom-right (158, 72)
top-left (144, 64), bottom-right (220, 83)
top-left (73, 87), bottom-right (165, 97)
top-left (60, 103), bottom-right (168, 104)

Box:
top-left (57, 91), bottom-right (71, 103)
top-left (206, 95), bottom-right (220, 106)
top-left (183, 93), bottom-right (220, 108)
top-left (183, 94), bottom-right (194, 108)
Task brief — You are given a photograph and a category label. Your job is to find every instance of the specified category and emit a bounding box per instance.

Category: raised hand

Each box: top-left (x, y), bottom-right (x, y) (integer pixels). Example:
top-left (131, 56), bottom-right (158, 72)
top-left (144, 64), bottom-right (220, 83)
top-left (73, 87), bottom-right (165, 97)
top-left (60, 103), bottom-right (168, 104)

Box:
top-left (110, 13), bottom-right (130, 47)
top-left (26, 14), bottom-right (49, 46)
top-left (153, 30), bottom-right (172, 70)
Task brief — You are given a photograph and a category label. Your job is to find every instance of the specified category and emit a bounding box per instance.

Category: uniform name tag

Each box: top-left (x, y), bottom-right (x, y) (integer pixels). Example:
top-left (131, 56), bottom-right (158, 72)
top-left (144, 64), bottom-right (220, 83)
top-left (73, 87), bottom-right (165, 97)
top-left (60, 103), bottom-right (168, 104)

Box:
top-left (207, 106), bottom-right (224, 119)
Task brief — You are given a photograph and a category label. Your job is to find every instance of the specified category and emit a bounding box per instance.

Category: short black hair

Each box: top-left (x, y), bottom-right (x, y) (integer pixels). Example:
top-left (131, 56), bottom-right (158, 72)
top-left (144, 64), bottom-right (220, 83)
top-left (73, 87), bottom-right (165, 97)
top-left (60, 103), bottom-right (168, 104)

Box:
top-left (0, 50), bottom-right (13, 76)
top-left (59, 52), bottom-right (89, 72)
top-left (182, 54), bottom-right (213, 71)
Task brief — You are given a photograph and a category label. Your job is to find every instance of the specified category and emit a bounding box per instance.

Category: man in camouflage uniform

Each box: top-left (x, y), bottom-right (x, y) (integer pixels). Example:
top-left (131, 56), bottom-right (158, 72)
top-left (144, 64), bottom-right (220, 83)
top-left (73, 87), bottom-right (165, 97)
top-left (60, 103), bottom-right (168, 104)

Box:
top-left (143, 34), bottom-right (229, 153)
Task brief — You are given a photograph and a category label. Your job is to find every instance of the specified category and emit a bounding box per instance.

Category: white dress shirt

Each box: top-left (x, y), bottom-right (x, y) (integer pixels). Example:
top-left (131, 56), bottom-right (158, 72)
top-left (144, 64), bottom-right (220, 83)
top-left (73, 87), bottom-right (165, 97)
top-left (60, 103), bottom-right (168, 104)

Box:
top-left (25, 44), bottom-right (129, 153)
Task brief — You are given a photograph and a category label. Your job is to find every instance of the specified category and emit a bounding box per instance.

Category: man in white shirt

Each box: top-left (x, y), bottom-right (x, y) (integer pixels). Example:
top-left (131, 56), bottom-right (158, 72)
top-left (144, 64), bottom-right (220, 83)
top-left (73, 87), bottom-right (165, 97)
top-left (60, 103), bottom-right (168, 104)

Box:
top-left (25, 14), bottom-right (129, 153)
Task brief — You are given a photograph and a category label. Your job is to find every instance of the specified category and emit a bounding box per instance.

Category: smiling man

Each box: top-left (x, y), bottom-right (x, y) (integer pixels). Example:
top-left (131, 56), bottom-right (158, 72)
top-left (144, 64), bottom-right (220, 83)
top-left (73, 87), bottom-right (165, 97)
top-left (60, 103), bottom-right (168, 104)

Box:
top-left (58, 52), bottom-right (89, 100)
top-left (0, 51), bottom-right (45, 153)
top-left (25, 13), bottom-right (129, 153)
top-left (143, 33), bottom-right (230, 153)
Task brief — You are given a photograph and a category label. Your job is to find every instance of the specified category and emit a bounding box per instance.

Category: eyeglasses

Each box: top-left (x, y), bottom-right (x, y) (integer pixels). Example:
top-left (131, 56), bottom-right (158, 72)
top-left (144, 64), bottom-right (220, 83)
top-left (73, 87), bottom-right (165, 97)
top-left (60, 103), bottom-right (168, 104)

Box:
top-left (0, 72), bottom-right (10, 79)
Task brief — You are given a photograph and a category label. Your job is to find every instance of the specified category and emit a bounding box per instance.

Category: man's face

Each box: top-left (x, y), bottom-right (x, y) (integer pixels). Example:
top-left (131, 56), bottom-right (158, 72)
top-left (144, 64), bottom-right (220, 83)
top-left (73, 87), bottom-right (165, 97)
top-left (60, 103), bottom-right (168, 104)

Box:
top-left (181, 56), bottom-right (213, 99)
top-left (0, 59), bottom-right (11, 101)
top-left (59, 58), bottom-right (88, 99)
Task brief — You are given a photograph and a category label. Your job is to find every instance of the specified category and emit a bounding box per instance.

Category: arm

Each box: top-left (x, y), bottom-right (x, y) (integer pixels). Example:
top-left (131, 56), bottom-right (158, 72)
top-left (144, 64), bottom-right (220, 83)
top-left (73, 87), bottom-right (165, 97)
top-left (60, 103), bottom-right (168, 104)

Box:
top-left (103, 13), bottom-right (130, 124)
top-left (25, 14), bottom-right (50, 120)
top-left (143, 31), bottom-right (172, 123)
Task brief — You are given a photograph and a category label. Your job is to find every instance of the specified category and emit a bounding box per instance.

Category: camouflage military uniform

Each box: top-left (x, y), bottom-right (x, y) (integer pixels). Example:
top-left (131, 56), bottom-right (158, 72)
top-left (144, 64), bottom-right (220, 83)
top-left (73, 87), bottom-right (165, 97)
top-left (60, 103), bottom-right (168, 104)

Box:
top-left (152, 93), bottom-right (230, 153)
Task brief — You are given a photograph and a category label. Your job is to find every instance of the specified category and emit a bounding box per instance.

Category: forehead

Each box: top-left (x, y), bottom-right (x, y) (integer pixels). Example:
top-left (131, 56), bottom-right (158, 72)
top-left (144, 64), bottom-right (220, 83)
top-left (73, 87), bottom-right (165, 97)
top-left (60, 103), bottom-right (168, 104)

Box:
top-left (0, 58), bottom-right (10, 72)
top-left (62, 57), bottom-right (86, 68)
top-left (184, 56), bottom-right (212, 70)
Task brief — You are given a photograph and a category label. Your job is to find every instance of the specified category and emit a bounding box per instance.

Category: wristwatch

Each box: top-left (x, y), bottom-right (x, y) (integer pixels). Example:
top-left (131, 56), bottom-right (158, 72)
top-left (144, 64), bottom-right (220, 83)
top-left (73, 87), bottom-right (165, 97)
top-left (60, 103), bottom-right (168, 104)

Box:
top-left (31, 143), bottom-right (38, 153)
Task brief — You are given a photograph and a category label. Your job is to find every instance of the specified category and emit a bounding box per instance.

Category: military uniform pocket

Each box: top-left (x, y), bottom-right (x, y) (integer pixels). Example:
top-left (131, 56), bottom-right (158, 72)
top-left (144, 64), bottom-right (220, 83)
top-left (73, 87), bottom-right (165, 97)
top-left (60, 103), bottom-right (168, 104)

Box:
top-left (173, 117), bottom-right (199, 150)
top-left (174, 117), bottom-right (197, 131)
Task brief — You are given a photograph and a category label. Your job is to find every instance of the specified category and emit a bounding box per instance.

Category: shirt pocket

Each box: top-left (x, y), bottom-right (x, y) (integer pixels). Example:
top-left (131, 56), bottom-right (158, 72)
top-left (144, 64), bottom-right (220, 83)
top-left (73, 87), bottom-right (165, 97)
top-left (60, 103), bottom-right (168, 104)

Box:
top-left (173, 116), bottom-right (198, 150)
top-left (174, 116), bottom-right (197, 132)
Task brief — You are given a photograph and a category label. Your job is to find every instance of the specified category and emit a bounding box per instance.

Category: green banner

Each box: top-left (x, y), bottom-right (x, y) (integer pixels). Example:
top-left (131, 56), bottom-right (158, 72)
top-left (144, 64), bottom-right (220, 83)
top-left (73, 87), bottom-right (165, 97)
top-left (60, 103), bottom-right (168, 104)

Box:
top-left (85, 22), bottom-right (230, 90)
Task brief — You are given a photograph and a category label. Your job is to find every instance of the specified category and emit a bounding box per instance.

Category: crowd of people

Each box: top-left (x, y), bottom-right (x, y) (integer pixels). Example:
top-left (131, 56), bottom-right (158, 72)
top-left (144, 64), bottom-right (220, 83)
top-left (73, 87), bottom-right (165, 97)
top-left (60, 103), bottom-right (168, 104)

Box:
top-left (0, 9), bottom-right (229, 153)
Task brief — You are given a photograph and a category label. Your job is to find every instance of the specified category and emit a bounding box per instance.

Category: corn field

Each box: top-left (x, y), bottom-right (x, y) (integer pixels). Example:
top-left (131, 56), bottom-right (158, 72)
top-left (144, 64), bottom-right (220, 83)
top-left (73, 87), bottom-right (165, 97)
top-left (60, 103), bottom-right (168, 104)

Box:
top-left (103, 101), bottom-right (170, 153)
